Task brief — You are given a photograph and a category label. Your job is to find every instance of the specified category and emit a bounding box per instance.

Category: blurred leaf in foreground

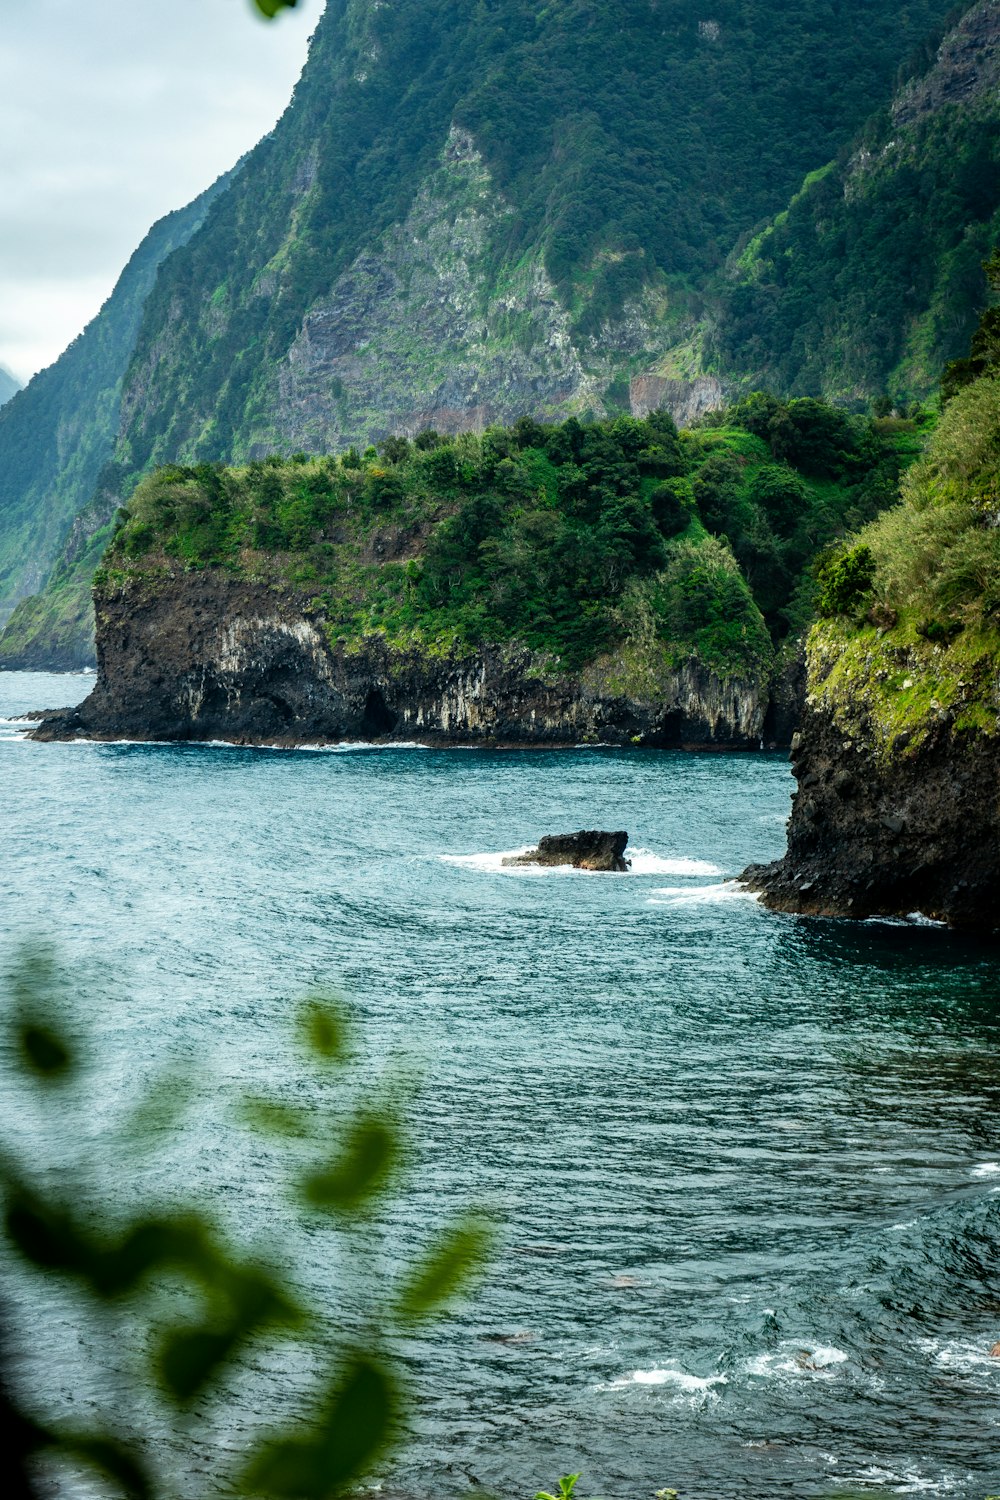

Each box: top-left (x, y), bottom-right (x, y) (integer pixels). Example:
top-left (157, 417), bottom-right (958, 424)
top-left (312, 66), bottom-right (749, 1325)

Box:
top-left (0, 945), bottom-right (493, 1497)
top-left (396, 1220), bottom-right (493, 1324)
top-left (252, 0), bottom-right (301, 20)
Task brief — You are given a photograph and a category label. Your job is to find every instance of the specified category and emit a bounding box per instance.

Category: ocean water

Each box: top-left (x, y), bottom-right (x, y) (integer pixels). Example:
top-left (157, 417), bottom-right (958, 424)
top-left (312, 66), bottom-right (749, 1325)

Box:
top-left (2, 670), bottom-right (1000, 1500)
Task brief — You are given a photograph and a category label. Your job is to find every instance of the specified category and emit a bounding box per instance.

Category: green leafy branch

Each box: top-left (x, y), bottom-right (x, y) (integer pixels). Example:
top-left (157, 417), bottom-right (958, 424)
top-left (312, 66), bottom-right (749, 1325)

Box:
top-left (0, 945), bottom-right (493, 1499)
top-left (252, 0), bottom-right (301, 19)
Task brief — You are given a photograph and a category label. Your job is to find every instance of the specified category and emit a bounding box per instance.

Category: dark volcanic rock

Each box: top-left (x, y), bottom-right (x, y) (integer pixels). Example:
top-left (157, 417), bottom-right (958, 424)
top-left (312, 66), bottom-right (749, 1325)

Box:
top-left (763, 648), bottom-right (806, 749)
top-left (503, 831), bottom-right (630, 872)
top-left (742, 705), bottom-right (1000, 935)
top-left (31, 570), bottom-right (767, 750)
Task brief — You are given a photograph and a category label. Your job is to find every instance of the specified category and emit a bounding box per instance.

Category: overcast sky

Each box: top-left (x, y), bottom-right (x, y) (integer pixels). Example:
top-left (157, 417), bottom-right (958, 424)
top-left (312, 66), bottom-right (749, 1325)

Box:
top-left (2, 0), bottom-right (318, 385)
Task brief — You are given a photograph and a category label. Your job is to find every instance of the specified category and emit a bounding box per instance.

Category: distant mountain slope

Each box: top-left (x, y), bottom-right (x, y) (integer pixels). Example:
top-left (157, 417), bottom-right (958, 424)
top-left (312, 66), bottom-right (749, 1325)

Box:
top-left (709, 0), bottom-right (1000, 402)
top-left (0, 167), bottom-right (235, 625)
top-left (0, 367), bottom-right (21, 408)
top-left (113, 0), bottom-right (955, 480)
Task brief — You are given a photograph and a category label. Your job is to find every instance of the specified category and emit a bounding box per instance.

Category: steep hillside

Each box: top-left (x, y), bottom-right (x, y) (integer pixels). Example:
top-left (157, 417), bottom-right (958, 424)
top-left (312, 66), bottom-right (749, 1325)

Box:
top-left (0, 168), bottom-right (235, 626)
top-left (0, 367), bottom-right (20, 408)
top-left (0, 0), bottom-right (965, 668)
top-left (113, 0), bottom-right (953, 475)
top-left (744, 309), bottom-right (1000, 931)
top-left (710, 0), bottom-right (1000, 402)
top-left (32, 406), bottom-right (918, 745)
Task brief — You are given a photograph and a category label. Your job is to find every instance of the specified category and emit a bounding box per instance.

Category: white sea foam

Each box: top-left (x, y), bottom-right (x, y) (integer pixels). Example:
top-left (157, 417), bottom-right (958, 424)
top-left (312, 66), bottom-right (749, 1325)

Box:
top-left (918, 1336), bottom-right (1000, 1374)
top-left (648, 881), bottom-right (759, 907)
top-left (971, 1161), bottom-right (1000, 1178)
top-left (602, 1366), bottom-right (727, 1401)
top-left (441, 845), bottom-right (720, 877)
top-left (863, 912), bottom-right (947, 930)
top-left (628, 848), bottom-right (723, 877)
top-left (846, 1464), bottom-right (967, 1492)
top-left (201, 738), bottom-right (429, 753)
top-left (442, 848), bottom-right (536, 874)
top-left (744, 1343), bottom-right (848, 1379)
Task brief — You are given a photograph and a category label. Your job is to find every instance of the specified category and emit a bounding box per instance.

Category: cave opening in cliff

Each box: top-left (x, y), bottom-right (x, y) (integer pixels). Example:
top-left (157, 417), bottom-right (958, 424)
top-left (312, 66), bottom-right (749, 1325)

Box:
top-left (360, 687), bottom-right (398, 738)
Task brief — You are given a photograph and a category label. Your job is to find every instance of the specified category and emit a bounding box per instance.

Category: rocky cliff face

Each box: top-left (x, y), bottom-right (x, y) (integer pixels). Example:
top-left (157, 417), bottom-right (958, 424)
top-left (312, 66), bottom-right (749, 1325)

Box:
top-left (33, 571), bottom-right (767, 750)
top-left (743, 640), bottom-right (1000, 934)
top-left (893, 0), bottom-right (1000, 124)
top-left (264, 128), bottom-right (675, 454)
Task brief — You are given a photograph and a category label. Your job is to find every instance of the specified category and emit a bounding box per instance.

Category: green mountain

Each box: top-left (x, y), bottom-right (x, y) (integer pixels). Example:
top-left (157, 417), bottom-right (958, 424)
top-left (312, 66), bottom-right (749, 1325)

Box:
top-left (112, 0), bottom-right (955, 476)
top-left (0, 0), bottom-right (973, 667)
top-left (0, 367), bottom-right (20, 408)
top-left (710, 0), bottom-right (1000, 402)
top-left (0, 168), bottom-right (235, 630)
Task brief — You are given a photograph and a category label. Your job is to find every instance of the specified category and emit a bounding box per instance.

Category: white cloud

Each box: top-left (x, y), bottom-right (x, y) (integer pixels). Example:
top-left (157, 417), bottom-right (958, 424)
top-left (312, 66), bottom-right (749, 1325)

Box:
top-left (1, 0), bottom-right (317, 380)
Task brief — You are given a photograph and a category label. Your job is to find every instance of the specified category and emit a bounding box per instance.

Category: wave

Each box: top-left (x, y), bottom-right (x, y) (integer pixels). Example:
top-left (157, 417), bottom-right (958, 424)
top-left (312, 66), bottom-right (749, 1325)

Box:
top-left (863, 912), bottom-right (947, 930)
top-left (9, 734), bottom-right (433, 754)
top-left (204, 739), bottom-right (430, 753)
top-left (917, 1336), bottom-right (1000, 1377)
top-left (648, 881), bottom-right (759, 907)
top-left (744, 1343), bottom-right (848, 1379)
top-left (442, 846), bottom-right (724, 877)
top-left (601, 1366), bottom-right (727, 1402)
top-left (628, 848), bottom-right (723, 877)
top-left (843, 1464), bottom-right (967, 1493)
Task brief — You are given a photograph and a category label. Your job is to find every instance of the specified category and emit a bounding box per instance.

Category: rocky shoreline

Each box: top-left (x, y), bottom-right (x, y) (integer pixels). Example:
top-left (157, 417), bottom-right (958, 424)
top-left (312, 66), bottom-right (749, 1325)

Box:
top-left (31, 571), bottom-right (775, 751)
top-left (742, 702), bottom-right (1000, 934)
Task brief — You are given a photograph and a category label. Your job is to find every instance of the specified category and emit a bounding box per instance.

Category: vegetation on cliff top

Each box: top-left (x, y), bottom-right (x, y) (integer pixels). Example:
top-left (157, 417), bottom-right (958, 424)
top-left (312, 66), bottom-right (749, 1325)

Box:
top-left (804, 265), bottom-right (1000, 753)
top-left (104, 403), bottom-right (921, 683)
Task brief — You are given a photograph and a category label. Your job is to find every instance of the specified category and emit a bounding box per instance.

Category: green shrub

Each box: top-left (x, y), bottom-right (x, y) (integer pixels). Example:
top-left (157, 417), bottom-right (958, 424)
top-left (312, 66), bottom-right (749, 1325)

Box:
top-left (815, 544), bottom-right (877, 616)
top-left (649, 478), bottom-right (693, 538)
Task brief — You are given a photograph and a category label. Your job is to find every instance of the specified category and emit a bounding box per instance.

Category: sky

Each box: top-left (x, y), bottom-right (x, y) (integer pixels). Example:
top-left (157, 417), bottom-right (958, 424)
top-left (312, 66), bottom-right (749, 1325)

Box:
top-left (1, 0), bottom-right (318, 385)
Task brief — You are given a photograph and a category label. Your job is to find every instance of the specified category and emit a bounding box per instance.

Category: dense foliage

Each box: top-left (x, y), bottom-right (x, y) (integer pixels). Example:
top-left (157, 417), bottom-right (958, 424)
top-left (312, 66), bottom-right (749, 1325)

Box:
top-left (807, 263), bottom-right (1000, 745)
top-left (865, 377), bottom-right (1000, 636)
top-left (108, 405), bottom-right (920, 681)
top-left (711, 20), bottom-right (1000, 401)
top-left (117, 0), bottom-right (955, 478)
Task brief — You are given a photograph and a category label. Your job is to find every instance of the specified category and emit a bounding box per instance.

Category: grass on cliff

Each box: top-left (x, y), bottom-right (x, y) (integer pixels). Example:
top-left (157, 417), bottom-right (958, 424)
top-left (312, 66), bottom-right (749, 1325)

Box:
top-left (103, 405), bottom-right (919, 683)
top-left (805, 375), bottom-right (1000, 752)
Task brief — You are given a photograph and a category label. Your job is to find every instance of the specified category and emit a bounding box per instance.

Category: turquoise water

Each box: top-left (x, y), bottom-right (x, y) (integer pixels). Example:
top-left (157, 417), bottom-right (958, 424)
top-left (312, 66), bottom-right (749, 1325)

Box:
top-left (2, 671), bottom-right (1000, 1499)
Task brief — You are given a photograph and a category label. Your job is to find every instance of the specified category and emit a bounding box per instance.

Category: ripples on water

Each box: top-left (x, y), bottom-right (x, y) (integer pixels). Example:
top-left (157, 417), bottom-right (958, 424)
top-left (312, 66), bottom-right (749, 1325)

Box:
top-left (2, 672), bottom-right (999, 1498)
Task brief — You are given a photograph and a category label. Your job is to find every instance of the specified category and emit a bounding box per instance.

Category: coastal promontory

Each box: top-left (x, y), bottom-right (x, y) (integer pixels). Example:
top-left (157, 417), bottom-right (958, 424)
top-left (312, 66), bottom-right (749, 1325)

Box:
top-left (32, 406), bottom-right (917, 750)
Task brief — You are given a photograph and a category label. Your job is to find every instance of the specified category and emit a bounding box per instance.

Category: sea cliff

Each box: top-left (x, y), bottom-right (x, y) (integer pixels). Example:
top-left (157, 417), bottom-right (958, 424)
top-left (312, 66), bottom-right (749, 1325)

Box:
top-left (30, 407), bottom-right (912, 750)
top-left (33, 570), bottom-right (767, 748)
top-left (742, 624), bottom-right (1000, 932)
top-left (743, 363), bottom-right (1000, 936)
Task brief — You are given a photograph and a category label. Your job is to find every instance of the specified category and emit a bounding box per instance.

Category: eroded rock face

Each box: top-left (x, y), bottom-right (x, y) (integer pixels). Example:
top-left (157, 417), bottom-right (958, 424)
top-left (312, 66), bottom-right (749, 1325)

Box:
top-left (31, 571), bottom-right (767, 750)
top-left (742, 705), bottom-right (1000, 933)
top-left (893, 0), bottom-right (1000, 125)
top-left (260, 128), bottom-right (722, 454)
top-left (502, 831), bottom-right (630, 872)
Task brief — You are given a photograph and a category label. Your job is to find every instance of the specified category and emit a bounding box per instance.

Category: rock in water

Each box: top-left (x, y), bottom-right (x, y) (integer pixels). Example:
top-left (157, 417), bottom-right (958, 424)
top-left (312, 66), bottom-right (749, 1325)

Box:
top-left (502, 831), bottom-right (629, 872)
